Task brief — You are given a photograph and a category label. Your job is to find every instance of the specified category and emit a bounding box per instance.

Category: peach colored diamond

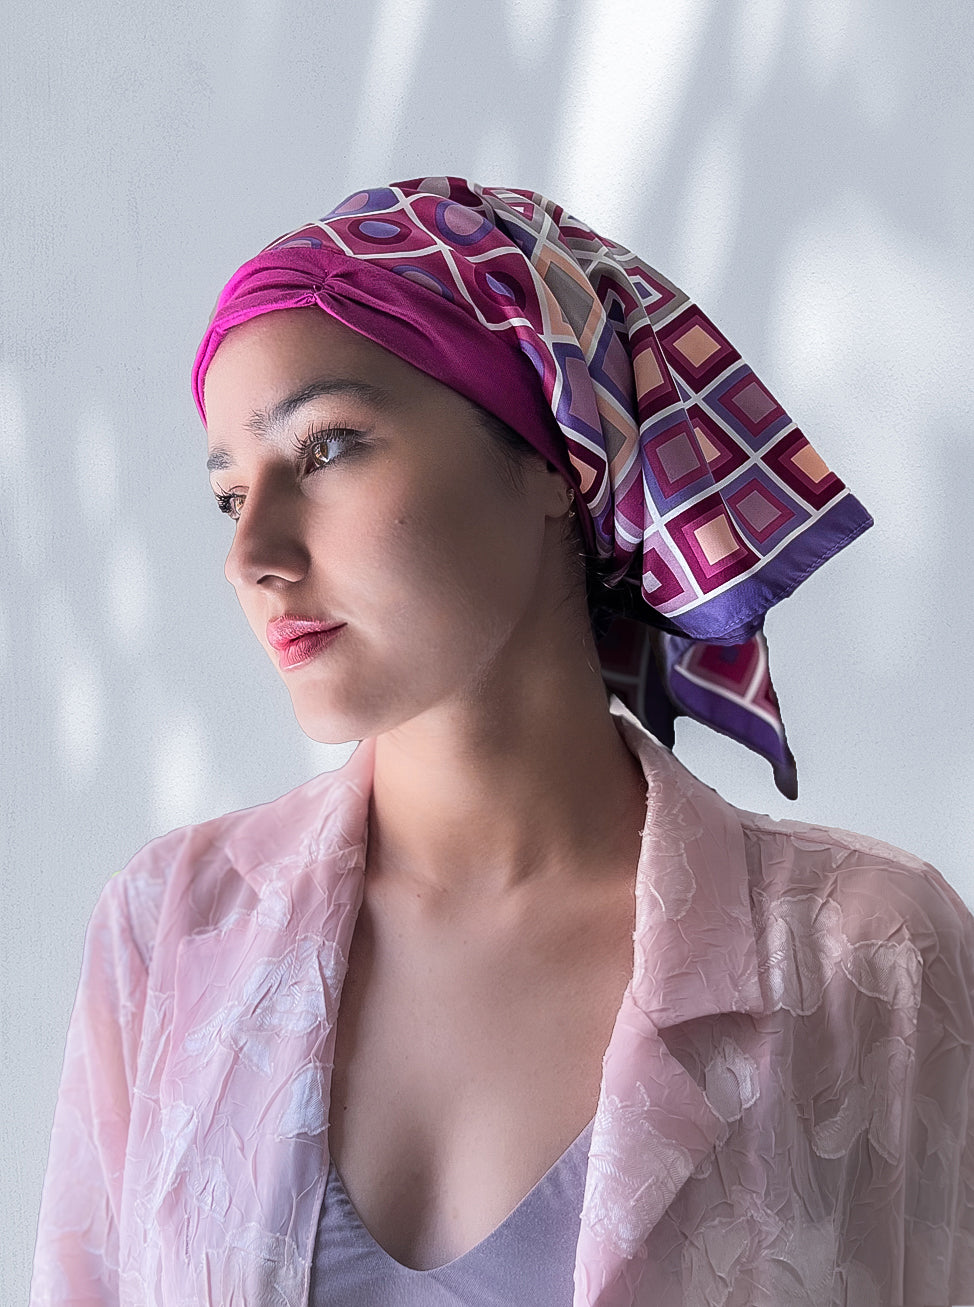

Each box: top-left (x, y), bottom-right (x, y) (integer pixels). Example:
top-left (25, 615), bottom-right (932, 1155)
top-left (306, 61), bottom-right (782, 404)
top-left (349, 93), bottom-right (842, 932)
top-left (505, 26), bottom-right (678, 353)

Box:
top-left (634, 347), bottom-right (665, 393)
top-left (791, 443), bottom-right (830, 484)
top-left (674, 324), bottom-right (722, 368)
top-left (694, 514), bottom-right (740, 566)
top-left (692, 423), bottom-right (721, 466)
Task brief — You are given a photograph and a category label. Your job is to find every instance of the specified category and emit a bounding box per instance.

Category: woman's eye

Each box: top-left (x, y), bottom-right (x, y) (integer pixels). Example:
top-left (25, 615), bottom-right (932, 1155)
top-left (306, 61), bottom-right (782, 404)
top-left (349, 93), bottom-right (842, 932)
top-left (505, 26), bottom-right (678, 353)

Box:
top-left (212, 426), bottom-right (361, 521)
top-left (295, 425), bottom-right (360, 472)
top-left (214, 491), bottom-right (244, 520)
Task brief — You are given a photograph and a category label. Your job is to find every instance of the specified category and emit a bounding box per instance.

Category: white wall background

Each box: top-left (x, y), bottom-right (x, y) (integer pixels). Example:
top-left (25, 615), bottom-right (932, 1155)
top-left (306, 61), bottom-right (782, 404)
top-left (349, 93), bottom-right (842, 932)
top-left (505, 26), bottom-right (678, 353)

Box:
top-left (2, 0), bottom-right (971, 1296)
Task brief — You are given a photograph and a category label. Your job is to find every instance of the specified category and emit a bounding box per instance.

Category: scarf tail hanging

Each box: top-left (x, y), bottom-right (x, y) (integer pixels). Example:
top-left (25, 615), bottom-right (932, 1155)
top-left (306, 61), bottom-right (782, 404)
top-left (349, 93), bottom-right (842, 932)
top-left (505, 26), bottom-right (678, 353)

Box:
top-left (595, 618), bottom-right (798, 800)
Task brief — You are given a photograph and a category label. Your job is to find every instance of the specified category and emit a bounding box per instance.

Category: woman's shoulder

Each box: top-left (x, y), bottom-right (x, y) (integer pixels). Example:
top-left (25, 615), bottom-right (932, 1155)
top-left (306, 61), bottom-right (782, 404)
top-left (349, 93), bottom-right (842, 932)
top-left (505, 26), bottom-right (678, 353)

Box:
top-left (95, 745), bottom-right (374, 975)
top-left (736, 804), bottom-right (933, 871)
top-left (732, 802), bottom-right (974, 972)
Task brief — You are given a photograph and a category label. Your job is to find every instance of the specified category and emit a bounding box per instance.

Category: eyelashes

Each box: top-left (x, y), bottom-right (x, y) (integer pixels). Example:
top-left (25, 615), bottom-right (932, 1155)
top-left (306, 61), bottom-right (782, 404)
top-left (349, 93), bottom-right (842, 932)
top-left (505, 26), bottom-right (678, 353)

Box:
top-left (214, 489), bottom-right (246, 520)
top-left (287, 423), bottom-right (361, 471)
top-left (213, 424), bottom-right (361, 521)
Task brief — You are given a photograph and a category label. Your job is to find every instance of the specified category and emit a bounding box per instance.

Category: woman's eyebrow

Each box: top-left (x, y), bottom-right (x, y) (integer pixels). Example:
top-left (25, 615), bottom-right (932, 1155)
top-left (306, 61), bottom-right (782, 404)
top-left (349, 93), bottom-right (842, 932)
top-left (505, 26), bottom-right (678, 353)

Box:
top-left (206, 377), bottom-right (394, 472)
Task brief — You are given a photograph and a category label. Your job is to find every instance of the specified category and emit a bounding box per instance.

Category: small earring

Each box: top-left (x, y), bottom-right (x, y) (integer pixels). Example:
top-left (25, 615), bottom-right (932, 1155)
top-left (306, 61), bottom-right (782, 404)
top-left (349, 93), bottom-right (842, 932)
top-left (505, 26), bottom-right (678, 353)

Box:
top-left (567, 488), bottom-right (577, 518)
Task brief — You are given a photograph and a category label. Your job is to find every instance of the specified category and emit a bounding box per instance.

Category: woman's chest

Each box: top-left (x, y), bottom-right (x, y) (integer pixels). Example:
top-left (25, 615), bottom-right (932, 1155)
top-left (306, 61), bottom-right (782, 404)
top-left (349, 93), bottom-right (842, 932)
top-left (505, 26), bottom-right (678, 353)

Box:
top-left (325, 875), bottom-right (635, 1270)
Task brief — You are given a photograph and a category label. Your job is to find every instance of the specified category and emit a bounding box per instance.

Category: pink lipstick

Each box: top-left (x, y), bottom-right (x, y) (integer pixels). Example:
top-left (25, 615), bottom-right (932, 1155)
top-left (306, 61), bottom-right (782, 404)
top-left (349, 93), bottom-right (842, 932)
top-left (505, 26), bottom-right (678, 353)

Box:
top-left (276, 625), bottom-right (345, 670)
top-left (266, 614), bottom-right (346, 671)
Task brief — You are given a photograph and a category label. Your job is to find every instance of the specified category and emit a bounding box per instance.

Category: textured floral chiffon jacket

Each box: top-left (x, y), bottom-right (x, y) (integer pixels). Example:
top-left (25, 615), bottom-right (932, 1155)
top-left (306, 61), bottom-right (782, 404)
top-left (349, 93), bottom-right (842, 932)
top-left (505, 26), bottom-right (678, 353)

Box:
top-left (29, 697), bottom-right (974, 1306)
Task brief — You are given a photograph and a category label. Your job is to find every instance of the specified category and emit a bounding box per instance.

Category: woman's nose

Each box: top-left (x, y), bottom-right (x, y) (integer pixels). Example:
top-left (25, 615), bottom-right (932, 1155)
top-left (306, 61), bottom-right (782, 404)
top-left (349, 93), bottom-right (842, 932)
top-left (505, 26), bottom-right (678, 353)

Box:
top-left (223, 478), bottom-right (309, 590)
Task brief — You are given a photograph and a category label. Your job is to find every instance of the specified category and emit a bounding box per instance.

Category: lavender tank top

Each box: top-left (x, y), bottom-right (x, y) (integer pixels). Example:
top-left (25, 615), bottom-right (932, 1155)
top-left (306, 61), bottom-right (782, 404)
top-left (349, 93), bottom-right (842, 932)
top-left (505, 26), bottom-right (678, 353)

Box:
top-left (309, 1116), bottom-right (595, 1305)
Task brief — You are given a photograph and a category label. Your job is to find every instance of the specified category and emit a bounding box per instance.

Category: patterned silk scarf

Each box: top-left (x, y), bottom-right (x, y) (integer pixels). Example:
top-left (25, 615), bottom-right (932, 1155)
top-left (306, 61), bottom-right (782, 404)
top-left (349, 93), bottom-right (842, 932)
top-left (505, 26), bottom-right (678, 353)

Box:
top-left (193, 177), bottom-right (873, 797)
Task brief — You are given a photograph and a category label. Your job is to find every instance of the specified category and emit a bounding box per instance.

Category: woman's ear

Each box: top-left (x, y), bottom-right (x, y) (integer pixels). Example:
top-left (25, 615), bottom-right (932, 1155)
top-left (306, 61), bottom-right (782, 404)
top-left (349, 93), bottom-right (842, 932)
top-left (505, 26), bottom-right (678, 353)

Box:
top-left (536, 459), bottom-right (576, 519)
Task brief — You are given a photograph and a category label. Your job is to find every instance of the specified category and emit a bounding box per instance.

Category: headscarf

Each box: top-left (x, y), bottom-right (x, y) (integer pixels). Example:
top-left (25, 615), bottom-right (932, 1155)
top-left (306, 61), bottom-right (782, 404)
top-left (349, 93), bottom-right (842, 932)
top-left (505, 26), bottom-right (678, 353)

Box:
top-left (192, 177), bottom-right (873, 798)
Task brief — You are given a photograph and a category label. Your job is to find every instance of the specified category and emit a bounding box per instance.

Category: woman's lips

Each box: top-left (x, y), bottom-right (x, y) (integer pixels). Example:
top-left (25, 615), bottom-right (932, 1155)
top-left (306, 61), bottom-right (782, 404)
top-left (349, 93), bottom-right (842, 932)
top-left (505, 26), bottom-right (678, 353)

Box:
top-left (267, 615), bottom-right (342, 649)
top-left (277, 624), bottom-right (346, 670)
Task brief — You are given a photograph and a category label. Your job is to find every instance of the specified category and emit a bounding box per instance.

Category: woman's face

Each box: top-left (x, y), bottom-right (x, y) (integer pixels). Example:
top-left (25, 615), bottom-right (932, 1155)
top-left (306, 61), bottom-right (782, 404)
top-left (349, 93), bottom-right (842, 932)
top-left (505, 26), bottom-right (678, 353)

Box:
top-left (202, 307), bottom-right (572, 743)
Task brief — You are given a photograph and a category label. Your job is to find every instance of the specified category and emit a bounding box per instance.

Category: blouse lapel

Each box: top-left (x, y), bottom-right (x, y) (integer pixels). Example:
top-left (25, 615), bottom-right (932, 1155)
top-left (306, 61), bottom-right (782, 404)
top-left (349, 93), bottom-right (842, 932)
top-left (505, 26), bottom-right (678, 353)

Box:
top-left (572, 700), bottom-right (767, 1306)
top-left (145, 738), bottom-right (376, 1305)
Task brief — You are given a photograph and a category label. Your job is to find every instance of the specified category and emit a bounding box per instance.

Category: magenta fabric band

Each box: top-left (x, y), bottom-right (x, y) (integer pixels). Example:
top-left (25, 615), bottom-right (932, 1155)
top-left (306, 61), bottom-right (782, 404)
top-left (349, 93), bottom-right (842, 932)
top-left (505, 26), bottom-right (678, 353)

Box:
top-left (193, 246), bottom-right (594, 553)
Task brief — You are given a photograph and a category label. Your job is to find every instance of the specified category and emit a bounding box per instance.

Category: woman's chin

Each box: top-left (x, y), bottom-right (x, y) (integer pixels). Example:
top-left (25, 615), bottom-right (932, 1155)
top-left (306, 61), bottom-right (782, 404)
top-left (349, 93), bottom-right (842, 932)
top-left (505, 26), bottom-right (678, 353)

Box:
top-left (289, 687), bottom-right (395, 746)
top-left (290, 685), bottom-right (435, 746)
top-left (291, 704), bottom-right (363, 747)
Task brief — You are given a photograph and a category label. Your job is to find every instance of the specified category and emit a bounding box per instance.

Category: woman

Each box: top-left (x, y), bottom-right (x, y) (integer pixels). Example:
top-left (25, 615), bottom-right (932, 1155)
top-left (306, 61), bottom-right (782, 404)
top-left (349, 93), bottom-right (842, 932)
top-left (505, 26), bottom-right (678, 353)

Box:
top-left (30, 178), bottom-right (974, 1306)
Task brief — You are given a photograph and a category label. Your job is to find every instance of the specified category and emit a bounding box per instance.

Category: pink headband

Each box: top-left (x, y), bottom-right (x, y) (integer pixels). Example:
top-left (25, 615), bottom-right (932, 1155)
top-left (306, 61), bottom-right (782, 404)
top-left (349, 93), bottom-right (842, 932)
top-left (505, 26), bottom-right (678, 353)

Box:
top-left (193, 244), bottom-right (594, 553)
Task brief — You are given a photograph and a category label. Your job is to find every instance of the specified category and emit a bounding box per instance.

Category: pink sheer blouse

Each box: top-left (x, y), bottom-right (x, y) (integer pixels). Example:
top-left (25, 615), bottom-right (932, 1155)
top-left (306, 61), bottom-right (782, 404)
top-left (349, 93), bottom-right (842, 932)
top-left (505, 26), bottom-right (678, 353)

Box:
top-left (29, 698), bottom-right (974, 1305)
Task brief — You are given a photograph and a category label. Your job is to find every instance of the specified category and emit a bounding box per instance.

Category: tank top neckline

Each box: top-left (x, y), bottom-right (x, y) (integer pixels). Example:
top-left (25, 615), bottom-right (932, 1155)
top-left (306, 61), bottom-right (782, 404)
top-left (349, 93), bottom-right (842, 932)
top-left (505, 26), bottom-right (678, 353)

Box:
top-left (325, 1112), bottom-right (597, 1273)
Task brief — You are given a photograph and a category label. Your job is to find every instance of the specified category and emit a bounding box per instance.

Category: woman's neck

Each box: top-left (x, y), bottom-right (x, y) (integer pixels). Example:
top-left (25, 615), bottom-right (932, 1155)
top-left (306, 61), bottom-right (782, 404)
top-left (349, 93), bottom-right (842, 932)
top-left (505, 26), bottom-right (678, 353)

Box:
top-left (365, 654), bottom-right (648, 908)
